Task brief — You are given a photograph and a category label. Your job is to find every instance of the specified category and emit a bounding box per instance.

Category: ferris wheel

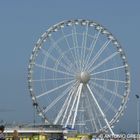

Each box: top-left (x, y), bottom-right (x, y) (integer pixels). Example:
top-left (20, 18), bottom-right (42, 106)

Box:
top-left (28, 19), bottom-right (130, 134)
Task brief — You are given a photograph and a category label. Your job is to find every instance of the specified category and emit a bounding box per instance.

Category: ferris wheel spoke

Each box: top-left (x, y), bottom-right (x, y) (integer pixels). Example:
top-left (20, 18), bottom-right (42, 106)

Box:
top-left (71, 26), bottom-right (81, 69)
top-left (84, 29), bottom-right (101, 71)
top-left (91, 65), bottom-right (127, 76)
top-left (80, 33), bottom-right (85, 69)
top-left (32, 77), bottom-right (74, 82)
top-left (35, 63), bottom-right (74, 77)
top-left (40, 47), bottom-right (56, 61)
top-left (61, 82), bottom-right (79, 125)
top-left (40, 47), bottom-right (76, 74)
top-left (85, 110), bottom-right (103, 132)
top-left (43, 82), bottom-right (75, 113)
top-left (85, 87), bottom-right (98, 132)
top-left (86, 39), bottom-right (112, 71)
top-left (55, 59), bottom-right (75, 74)
top-left (93, 102), bottom-right (103, 130)
top-left (89, 51), bottom-right (119, 73)
top-left (36, 80), bottom-right (75, 98)
top-left (81, 23), bottom-right (89, 70)
top-left (86, 84), bottom-right (114, 135)
top-left (91, 77), bottom-right (127, 84)
top-left (92, 82), bottom-right (124, 99)
top-left (90, 83), bottom-right (118, 113)
top-left (49, 37), bottom-right (76, 72)
top-left (61, 29), bottom-right (78, 69)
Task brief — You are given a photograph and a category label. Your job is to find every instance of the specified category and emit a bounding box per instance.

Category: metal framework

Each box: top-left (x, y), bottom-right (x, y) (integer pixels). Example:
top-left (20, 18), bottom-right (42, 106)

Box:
top-left (28, 19), bottom-right (130, 134)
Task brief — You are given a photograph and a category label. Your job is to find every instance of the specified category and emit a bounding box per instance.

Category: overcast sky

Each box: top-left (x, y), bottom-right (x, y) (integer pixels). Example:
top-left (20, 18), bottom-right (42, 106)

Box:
top-left (0, 0), bottom-right (140, 133)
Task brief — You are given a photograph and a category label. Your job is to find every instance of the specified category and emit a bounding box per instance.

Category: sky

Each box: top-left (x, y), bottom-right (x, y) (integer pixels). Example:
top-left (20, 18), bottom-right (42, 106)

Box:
top-left (0, 0), bottom-right (140, 133)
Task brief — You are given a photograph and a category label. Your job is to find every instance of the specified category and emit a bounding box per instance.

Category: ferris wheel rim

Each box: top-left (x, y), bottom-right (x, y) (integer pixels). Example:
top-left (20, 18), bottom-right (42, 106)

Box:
top-left (28, 19), bottom-right (130, 133)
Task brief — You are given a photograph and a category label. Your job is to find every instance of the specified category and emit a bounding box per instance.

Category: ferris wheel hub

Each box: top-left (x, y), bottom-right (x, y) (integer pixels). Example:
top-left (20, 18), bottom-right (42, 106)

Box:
top-left (77, 71), bottom-right (90, 83)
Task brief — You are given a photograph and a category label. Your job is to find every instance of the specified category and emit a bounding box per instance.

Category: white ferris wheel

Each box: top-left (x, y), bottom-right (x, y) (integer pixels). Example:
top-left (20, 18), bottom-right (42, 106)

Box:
top-left (28, 19), bottom-right (130, 134)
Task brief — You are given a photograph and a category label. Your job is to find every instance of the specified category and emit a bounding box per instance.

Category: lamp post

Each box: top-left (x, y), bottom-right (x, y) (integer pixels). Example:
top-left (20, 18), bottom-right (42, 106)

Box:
top-left (33, 102), bottom-right (38, 128)
top-left (136, 94), bottom-right (140, 139)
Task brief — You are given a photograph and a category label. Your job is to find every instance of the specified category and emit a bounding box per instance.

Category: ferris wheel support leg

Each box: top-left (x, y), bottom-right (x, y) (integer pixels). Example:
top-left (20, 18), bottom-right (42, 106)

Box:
top-left (87, 84), bottom-right (115, 135)
top-left (61, 84), bottom-right (78, 125)
top-left (65, 84), bottom-right (80, 127)
top-left (54, 87), bottom-right (72, 124)
top-left (72, 83), bottom-right (83, 128)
